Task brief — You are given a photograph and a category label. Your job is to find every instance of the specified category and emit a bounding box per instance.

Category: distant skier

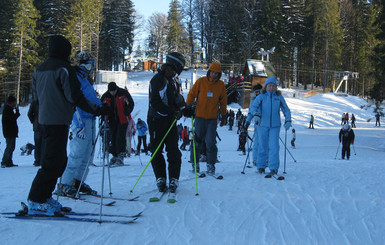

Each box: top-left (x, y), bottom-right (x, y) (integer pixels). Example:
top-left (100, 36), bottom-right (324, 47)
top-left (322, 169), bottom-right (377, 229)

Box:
top-left (339, 124), bottom-right (355, 160)
top-left (375, 113), bottom-right (381, 127)
top-left (309, 114), bottom-right (314, 129)
top-left (351, 114), bottom-right (356, 128)
top-left (291, 129), bottom-right (296, 149)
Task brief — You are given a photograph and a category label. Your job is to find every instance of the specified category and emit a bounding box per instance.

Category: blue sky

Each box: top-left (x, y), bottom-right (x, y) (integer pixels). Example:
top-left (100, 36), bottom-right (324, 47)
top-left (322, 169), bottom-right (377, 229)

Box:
top-left (132, 0), bottom-right (171, 19)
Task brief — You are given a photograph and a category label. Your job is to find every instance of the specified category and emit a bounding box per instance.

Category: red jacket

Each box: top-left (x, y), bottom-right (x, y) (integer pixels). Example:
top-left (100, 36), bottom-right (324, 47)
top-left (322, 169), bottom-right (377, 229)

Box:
top-left (181, 128), bottom-right (188, 140)
top-left (101, 87), bottom-right (134, 124)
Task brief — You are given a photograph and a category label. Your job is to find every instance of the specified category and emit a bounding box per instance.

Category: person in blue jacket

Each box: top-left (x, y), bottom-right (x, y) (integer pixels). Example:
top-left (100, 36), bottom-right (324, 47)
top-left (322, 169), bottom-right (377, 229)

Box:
top-left (136, 118), bottom-right (148, 155)
top-left (244, 84), bottom-right (262, 169)
top-left (57, 51), bottom-right (101, 197)
top-left (248, 77), bottom-right (291, 175)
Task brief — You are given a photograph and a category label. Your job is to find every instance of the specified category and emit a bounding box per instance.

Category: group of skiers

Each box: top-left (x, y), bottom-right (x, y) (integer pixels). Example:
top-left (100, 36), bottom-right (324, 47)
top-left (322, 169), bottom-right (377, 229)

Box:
top-left (1, 34), bottom-right (376, 217)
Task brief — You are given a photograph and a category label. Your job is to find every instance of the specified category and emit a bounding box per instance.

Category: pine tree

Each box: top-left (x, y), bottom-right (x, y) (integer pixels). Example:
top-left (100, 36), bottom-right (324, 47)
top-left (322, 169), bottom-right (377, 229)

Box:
top-left (166, 0), bottom-right (188, 52)
top-left (7, 0), bottom-right (40, 103)
top-left (146, 13), bottom-right (168, 62)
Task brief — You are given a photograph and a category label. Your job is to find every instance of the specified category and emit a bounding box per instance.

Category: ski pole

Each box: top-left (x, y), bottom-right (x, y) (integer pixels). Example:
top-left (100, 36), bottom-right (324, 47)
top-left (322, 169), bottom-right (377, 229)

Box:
top-left (129, 118), bottom-right (177, 194)
top-left (191, 116), bottom-right (199, 196)
top-left (334, 142), bottom-right (341, 159)
top-left (283, 129), bottom-right (287, 174)
top-left (241, 134), bottom-right (254, 174)
top-left (352, 143), bottom-right (356, 155)
top-left (99, 117), bottom-right (109, 223)
top-left (279, 137), bottom-right (297, 162)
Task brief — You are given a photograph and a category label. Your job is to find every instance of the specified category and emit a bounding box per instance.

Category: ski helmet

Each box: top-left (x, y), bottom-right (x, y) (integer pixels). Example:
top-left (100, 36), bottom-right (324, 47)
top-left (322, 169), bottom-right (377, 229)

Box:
top-left (76, 51), bottom-right (95, 72)
top-left (166, 52), bottom-right (185, 75)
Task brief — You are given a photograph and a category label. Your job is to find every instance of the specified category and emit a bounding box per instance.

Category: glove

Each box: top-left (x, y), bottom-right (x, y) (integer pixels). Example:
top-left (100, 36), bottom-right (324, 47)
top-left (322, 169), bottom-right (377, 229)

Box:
top-left (351, 141), bottom-right (354, 145)
top-left (339, 138), bottom-right (341, 143)
top-left (76, 128), bottom-right (86, 139)
top-left (133, 131), bottom-right (136, 136)
top-left (183, 105), bottom-right (195, 117)
top-left (96, 103), bottom-right (110, 116)
top-left (244, 122), bottom-right (250, 131)
top-left (284, 121), bottom-right (292, 131)
top-left (255, 115), bottom-right (261, 125)
top-left (174, 110), bottom-right (182, 120)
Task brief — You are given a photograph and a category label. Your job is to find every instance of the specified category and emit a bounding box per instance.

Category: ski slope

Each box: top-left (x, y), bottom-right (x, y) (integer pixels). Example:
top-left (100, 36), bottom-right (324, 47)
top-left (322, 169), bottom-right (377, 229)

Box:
top-left (0, 70), bottom-right (384, 245)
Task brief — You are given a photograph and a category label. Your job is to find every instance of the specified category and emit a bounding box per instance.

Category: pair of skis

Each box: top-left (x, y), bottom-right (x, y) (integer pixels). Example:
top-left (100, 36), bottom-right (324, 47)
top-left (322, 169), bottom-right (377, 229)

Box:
top-left (0, 202), bottom-right (141, 224)
top-left (149, 189), bottom-right (176, 204)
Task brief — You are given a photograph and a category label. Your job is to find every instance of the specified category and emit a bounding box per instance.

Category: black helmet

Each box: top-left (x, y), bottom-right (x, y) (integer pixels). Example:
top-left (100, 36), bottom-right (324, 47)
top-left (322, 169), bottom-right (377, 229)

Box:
top-left (166, 52), bottom-right (185, 75)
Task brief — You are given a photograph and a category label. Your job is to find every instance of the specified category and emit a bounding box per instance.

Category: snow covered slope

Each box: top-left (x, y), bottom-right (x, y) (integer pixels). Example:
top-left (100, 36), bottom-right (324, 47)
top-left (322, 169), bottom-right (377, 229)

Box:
top-left (0, 71), bottom-right (384, 245)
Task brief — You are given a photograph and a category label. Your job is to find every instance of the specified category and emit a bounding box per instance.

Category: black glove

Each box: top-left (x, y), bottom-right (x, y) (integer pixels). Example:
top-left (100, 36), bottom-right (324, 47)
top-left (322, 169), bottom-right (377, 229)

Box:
top-left (183, 105), bottom-right (195, 117)
top-left (245, 122), bottom-right (250, 131)
top-left (174, 110), bottom-right (182, 120)
top-left (96, 103), bottom-right (110, 116)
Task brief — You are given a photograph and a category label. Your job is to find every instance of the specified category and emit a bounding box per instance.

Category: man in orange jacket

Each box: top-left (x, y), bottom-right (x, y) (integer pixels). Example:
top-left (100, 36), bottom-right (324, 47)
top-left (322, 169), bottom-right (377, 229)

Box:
top-left (186, 62), bottom-right (227, 176)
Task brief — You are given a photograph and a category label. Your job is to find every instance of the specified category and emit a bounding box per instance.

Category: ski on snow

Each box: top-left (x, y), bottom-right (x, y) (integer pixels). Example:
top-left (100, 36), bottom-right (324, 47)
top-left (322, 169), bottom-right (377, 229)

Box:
top-left (0, 202), bottom-right (139, 224)
top-left (79, 193), bottom-right (139, 202)
top-left (264, 174), bottom-right (285, 180)
top-left (149, 189), bottom-right (177, 203)
top-left (198, 172), bottom-right (223, 180)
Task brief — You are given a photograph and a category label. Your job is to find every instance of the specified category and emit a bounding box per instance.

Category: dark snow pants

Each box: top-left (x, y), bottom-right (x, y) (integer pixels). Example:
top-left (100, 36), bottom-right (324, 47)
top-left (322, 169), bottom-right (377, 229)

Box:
top-left (148, 116), bottom-right (181, 180)
top-left (28, 125), bottom-right (69, 203)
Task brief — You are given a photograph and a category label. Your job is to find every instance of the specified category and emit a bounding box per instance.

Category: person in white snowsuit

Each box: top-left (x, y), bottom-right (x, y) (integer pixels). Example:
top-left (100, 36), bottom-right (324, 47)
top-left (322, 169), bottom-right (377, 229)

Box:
top-left (59, 51), bottom-right (101, 196)
top-left (245, 84), bottom-right (262, 168)
top-left (253, 77), bottom-right (291, 175)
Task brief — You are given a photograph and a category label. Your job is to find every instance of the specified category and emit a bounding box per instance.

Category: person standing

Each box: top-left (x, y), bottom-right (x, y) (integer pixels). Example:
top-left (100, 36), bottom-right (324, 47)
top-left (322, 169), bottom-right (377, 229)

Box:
top-left (147, 52), bottom-right (193, 193)
top-left (375, 113), bottom-right (381, 126)
top-left (339, 124), bottom-right (355, 160)
top-left (126, 115), bottom-right (136, 157)
top-left (351, 113), bottom-right (356, 128)
top-left (180, 126), bottom-right (189, 150)
top-left (136, 118), bottom-right (148, 155)
top-left (253, 77), bottom-right (291, 175)
top-left (309, 114), bottom-right (314, 129)
top-left (101, 82), bottom-right (134, 166)
top-left (1, 95), bottom-right (20, 168)
top-left (57, 51), bottom-right (101, 197)
top-left (28, 100), bottom-right (43, 167)
top-left (27, 35), bottom-right (107, 216)
top-left (291, 128), bottom-right (296, 149)
top-left (186, 62), bottom-right (228, 175)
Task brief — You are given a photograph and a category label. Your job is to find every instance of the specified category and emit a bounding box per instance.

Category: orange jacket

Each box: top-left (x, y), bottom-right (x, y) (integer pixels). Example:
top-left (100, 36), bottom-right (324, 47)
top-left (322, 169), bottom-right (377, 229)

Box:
top-left (186, 76), bottom-right (227, 119)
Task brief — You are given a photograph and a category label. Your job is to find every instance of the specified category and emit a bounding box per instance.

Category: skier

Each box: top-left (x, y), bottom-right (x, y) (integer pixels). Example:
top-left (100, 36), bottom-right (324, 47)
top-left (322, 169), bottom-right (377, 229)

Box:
top-left (147, 52), bottom-right (193, 193)
top-left (251, 77), bottom-right (291, 175)
top-left (101, 82), bottom-right (134, 166)
top-left (228, 109), bottom-right (235, 131)
top-left (1, 95), bottom-right (20, 168)
top-left (291, 128), bottom-right (296, 149)
top-left (375, 113), bottom-right (381, 127)
top-left (180, 126), bottom-right (189, 150)
top-left (57, 51), bottom-right (101, 197)
top-left (339, 124), bottom-right (355, 160)
top-left (238, 127), bottom-right (251, 155)
top-left (27, 35), bottom-right (108, 216)
top-left (351, 114), bottom-right (356, 128)
top-left (136, 118), bottom-right (148, 155)
top-left (244, 84), bottom-right (263, 167)
top-left (341, 113), bottom-right (346, 125)
top-left (126, 115), bottom-right (136, 157)
top-left (309, 114), bottom-right (314, 129)
top-left (186, 62), bottom-right (228, 176)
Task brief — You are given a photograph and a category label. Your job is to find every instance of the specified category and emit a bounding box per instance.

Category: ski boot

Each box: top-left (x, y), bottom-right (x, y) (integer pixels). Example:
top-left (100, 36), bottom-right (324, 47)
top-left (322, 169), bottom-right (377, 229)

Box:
top-left (74, 180), bottom-right (97, 195)
top-left (55, 183), bottom-right (77, 197)
top-left (169, 178), bottom-right (179, 193)
top-left (156, 177), bottom-right (167, 192)
top-left (27, 200), bottom-right (64, 217)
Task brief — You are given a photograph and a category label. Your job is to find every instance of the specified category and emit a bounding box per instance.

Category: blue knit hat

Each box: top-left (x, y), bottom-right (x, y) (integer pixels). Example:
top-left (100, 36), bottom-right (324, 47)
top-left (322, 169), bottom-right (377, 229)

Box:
top-left (264, 77), bottom-right (277, 87)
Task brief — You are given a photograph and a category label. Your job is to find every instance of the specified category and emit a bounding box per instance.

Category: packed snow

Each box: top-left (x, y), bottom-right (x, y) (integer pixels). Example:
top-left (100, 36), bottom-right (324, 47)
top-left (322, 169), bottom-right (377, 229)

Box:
top-left (1, 70), bottom-right (384, 245)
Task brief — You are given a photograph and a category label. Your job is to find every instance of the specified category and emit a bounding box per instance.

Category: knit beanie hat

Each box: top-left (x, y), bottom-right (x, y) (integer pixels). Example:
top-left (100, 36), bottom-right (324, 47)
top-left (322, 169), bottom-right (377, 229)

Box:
top-left (209, 62), bottom-right (221, 73)
top-left (264, 77), bottom-right (277, 87)
top-left (48, 35), bottom-right (72, 60)
top-left (108, 82), bottom-right (117, 91)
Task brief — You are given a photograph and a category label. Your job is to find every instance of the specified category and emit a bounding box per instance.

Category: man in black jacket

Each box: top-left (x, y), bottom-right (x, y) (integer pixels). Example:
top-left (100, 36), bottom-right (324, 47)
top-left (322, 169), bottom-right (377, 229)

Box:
top-left (1, 95), bottom-right (20, 168)
top-left (101, 82), bottom-right (134, 165)
top-left (147, 52), bottom-right (194, 194)
top-left (27, 35), bottom-right (108, 216)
